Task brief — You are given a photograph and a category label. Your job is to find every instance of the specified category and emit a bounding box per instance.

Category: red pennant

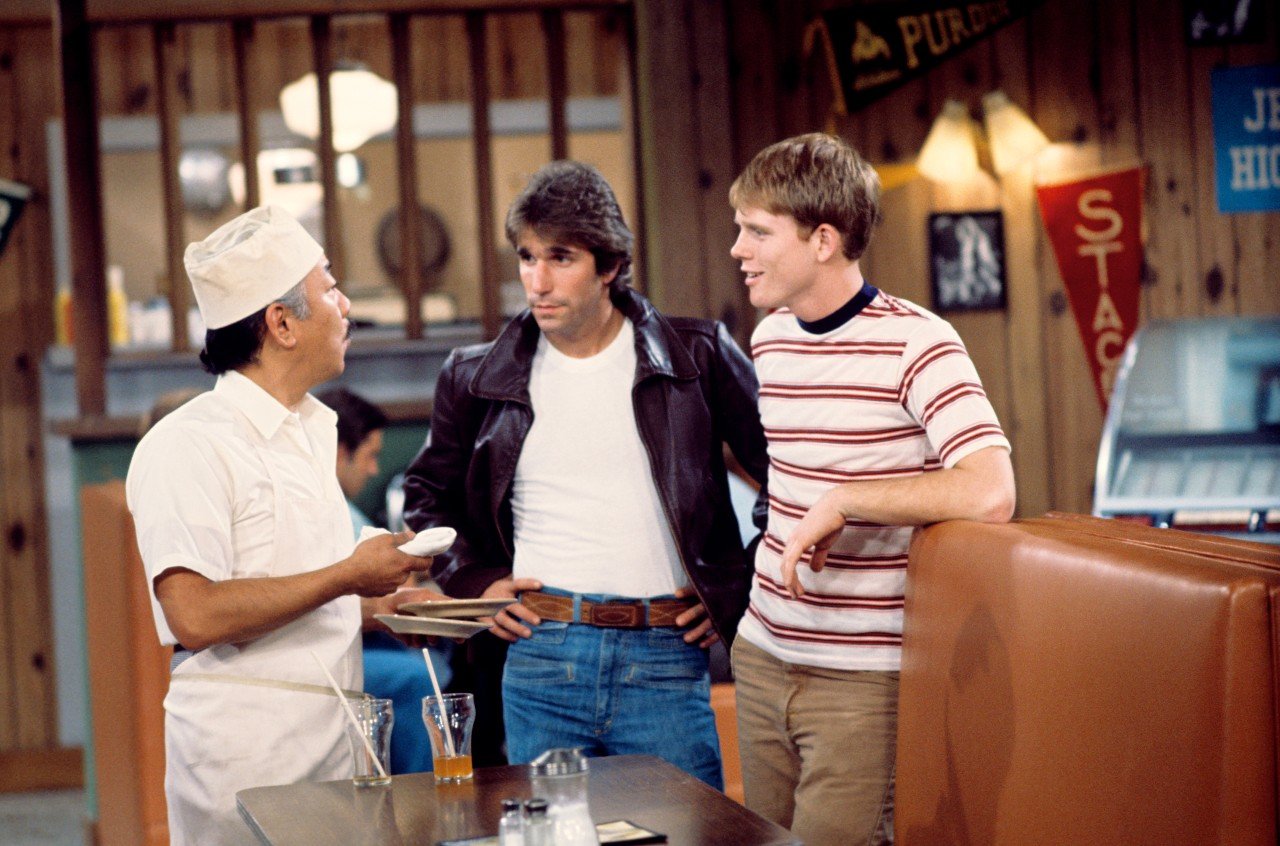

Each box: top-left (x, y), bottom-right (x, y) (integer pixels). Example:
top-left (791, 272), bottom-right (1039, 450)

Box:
top-left (1035, 167), bottom-right (1145, 410)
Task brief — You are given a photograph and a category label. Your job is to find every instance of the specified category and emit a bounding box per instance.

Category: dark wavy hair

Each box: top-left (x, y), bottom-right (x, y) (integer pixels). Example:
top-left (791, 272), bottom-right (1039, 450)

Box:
top-left (314, 387), bottom-right (388, 452)
top-left (504, 160), bottom-right (633, 292)
top-left (198, 280), bottom-right (310, 375)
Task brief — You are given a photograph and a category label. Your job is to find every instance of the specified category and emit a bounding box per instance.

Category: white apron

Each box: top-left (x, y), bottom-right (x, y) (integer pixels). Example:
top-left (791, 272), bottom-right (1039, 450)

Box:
top-left (163, 438), bottom-right (362, 846)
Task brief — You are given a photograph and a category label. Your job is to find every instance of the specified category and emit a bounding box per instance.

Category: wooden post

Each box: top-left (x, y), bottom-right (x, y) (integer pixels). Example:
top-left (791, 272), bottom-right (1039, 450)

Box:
top-left (153, 22), bottom-right (190, 352)
top-left (311, 15), bottom-right (344, 280)
top-left (232, 18), bottom-right (261, 210)
top-left (390, 13), bottom-right (423, 340)
top-left (633, 0), bottom-right (711, 317)
top-left (688, 0), bottom-right (741, 332)
top-left (467, 12), bottom-right (500, 341)
top-left (56, 0), bottom-right (107, 415)
top-left (542, 9), bottom-right (569, 161)
top-left (620, 5), bottom-right (646, 297)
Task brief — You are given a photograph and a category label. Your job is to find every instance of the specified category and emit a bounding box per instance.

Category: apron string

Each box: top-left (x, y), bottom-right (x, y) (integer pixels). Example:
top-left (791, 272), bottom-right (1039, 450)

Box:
top-left (172, 672), bottom-right (367, 701)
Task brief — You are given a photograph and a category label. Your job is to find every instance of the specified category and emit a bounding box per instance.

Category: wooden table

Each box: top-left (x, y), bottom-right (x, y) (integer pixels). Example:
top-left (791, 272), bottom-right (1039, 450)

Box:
top-left (236, 754), bottom-right (798, 845)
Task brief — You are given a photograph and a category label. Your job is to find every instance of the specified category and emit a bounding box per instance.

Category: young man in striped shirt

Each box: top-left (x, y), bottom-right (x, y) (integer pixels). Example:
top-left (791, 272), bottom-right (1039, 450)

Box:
top-left (728, 133), bottom-right (1016, 845)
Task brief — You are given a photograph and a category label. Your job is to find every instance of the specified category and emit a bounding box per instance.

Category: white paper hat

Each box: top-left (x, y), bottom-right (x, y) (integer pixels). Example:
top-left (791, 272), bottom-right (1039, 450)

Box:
top-left (184, 205), bottom-right (323, 329)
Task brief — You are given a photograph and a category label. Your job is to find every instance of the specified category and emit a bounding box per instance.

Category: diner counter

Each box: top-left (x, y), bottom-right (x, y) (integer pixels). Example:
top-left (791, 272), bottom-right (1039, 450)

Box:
top-left (236, 753), bottom-right (799, 846)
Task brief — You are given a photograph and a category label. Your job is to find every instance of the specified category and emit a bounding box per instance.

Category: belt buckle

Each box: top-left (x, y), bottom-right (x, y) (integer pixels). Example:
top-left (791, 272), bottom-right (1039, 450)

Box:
top-left (588, 600), bottom-right (645, 628)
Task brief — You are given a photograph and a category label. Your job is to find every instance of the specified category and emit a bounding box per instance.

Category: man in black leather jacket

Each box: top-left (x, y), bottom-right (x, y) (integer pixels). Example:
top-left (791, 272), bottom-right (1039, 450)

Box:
top-left (401, 161), bottom-right (767, 787)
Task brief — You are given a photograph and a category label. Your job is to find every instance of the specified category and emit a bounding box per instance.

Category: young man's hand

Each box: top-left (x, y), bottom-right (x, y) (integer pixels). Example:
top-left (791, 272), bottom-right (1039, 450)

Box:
top-left (481, 577), bottom-right (544, 642)
top-left (778, 493), bottom-right (846, 598)
top-left (674, 586), bottom-right (719, 648)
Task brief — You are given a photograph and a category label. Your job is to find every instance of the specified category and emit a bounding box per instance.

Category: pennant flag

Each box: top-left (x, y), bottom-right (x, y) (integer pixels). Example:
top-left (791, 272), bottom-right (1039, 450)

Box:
top-left (809, 0), bottom-right (1046, 114)
top-left (1035, 166), bottom-right (1145, 410)
top-left (0, 178), bottom-right (32, 260)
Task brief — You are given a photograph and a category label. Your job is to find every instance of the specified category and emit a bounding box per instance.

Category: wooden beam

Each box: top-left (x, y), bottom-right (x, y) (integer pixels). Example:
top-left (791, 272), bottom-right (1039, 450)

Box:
top-left (390, 13), bottom-right (423, 339)
top-left (633, 0), bottom-right (709, 316)
top-left (0, 24), bottom-right (20, 751)
top-left (2, 0), bottom-right (630, 26)
top-left (311, 14), bottom-right (344, 280)
top-left (153, 22), bottom-right (190, 351)
top-left (57, 0), bottom-right (108, 415)
top-left (0, 746), bottom-right (84, 792)
top-left (620, 4), bottom-right (645, 297)
top-left (688, 0), bottom-right (741, 331)
top-left (542, 8), bottom-right (568, 160)
top-left (467, 11), bottom-right (501, 340)
top-left (232, 18), bottom-right (261, 209)
top-left (0, 26), bottom-right (57, 752)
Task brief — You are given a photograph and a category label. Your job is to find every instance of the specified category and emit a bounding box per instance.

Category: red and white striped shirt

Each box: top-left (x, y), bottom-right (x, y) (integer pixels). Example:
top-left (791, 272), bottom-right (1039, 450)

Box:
top-left (738, 289), bottom-right (1010, 670)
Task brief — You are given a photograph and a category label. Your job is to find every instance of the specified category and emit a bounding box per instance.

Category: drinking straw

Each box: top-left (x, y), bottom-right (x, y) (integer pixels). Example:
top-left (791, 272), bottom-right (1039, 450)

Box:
top-left (309, 650), bottom-right (387, 780)
top-left (422, 648), bottom-right (457, 758)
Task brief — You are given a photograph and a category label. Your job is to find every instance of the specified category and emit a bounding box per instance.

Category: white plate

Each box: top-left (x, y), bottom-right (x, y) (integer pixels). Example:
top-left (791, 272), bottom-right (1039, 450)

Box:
top-left (374, 614), bottom-right (490, 638)
top-left (398, 527), bottom-right (457, 558)
top-left (398, 598), bottom-right (518, 619)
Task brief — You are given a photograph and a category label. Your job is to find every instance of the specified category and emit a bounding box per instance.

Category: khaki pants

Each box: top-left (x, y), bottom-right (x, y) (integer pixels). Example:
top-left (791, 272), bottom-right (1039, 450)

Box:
top-left (731, 637), bottom-right (897, 846)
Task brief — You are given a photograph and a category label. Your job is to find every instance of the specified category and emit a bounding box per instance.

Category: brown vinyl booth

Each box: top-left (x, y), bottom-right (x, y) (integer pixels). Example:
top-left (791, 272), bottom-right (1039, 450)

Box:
top-left (897, 514), bottom-right (1280, 846)
top-left (82, 481), bottom-right (170, 846)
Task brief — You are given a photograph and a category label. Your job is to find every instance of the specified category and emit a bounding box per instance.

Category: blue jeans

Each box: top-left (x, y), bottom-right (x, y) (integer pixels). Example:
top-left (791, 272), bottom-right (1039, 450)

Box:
top-left (501, 593), bottom-right (723, 790)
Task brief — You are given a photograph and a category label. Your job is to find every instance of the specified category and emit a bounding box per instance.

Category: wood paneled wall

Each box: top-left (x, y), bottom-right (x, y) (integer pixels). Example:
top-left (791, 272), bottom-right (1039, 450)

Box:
top-left (0, 23), bottom-right (61, 771)
top-left (723, 0), bottom-right (1280, 518)
top-left (0, 5), bottom-right (628, 780)
top-left (2, 0), bottom-right (1278, 782)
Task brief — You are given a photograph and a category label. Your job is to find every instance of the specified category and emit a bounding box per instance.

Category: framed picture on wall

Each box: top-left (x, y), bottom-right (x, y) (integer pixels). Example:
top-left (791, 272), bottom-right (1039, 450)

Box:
top-left (928, 211), bottom-right (1007, 313)
top-left (1185, 0), bottom-right (1267, 45)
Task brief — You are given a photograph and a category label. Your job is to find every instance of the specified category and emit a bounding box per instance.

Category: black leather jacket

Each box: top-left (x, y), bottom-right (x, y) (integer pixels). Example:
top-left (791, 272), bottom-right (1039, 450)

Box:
top-left (401, 288), bottom-right (768, 646)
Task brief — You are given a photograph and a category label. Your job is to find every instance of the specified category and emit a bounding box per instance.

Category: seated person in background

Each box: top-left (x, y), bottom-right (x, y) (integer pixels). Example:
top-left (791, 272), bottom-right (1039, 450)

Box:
top-left (400, 161), bottom-right (769, 788)
top-left (316, 386), bottom-right (452, 775)
top-left (140, 387), bottom-right (205, 434)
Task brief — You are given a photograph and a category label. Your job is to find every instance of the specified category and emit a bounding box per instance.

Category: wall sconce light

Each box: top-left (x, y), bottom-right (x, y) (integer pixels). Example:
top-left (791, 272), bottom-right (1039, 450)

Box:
top-left (916, 100), bottom-right (981, 182)
top-left (917, 92), bottom-right (1049, 183)
top-left (982, 90), bottom-right (1050, 175)
top-left (279, 65), bottom-right (398, 153)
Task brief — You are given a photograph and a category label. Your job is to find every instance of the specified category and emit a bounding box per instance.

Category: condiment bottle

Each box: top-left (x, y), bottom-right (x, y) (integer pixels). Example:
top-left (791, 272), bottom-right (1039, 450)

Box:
top-left (528, 748), bottom-right (599, 845)
top-left (498, 797), bottom-right (523, 845)
top-left (522, 798), bottom-right (552, 846)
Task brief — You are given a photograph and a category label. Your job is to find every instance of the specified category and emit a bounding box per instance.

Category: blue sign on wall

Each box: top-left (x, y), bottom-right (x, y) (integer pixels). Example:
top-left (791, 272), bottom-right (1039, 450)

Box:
top-left (1212, 63), bottom-right (1280, 213)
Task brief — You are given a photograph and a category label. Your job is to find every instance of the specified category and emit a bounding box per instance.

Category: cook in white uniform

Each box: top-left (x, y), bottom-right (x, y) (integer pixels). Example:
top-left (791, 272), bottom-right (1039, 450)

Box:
top-left (126, 205), bottom-right (442, 845)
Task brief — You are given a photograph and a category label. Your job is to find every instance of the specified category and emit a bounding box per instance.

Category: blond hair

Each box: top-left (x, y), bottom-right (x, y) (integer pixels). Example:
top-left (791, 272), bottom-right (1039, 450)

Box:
top-left (729, 133), bottom-right (881, 261)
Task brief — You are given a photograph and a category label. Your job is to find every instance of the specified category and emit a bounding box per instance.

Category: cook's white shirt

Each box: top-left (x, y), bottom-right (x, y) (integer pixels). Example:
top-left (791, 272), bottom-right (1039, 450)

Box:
top-left (127, 371), bottom-right (362, 845)
top-left (126, 370), bottom-right (355, 646)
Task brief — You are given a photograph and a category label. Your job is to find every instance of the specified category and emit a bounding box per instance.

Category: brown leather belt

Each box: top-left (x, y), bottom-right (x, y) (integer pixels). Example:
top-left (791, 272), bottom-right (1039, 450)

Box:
top-left (520, 590), bottom-right (694, 629)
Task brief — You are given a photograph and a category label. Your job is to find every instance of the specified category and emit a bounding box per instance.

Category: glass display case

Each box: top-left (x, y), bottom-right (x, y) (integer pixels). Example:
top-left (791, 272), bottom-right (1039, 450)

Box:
top-left (1094, 316), bottom-right (1280, 543)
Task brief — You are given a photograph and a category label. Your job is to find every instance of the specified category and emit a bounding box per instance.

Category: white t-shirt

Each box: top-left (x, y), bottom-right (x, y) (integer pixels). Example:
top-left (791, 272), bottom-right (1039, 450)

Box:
top-left (738, 290), bottom-right (1010, 671)
top-left (510, 318), bottom-right (686, 597)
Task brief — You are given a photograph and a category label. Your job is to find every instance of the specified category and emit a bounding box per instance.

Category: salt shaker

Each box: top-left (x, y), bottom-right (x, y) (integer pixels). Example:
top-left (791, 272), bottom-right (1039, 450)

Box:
top-left (498, 797), bottom-right (523, 846)
top-left (522, 798), bottom-right (552, 846)
top-left (529, 748), bottom-right (599, 846)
